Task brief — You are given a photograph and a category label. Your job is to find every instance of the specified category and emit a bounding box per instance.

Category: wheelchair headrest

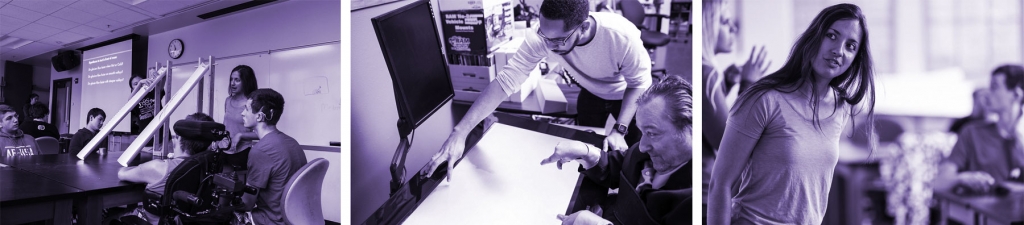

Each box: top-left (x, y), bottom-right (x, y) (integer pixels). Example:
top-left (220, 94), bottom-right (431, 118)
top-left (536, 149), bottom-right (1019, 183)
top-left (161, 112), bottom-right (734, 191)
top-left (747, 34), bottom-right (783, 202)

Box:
top-left (173, 120), bottom-right (228, 142)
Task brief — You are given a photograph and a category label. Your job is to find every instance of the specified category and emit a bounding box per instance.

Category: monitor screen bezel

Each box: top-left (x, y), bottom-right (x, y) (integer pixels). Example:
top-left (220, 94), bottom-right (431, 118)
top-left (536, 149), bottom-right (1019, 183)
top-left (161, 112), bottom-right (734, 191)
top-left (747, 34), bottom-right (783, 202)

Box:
top-left (371, 0), bottom-right (454, 133)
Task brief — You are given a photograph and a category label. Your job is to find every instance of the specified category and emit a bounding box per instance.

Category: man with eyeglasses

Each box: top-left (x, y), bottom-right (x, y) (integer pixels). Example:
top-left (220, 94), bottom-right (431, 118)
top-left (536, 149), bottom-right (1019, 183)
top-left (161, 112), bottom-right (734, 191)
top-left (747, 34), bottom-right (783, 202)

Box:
top-left (426, 0), bottom-right (652, 180)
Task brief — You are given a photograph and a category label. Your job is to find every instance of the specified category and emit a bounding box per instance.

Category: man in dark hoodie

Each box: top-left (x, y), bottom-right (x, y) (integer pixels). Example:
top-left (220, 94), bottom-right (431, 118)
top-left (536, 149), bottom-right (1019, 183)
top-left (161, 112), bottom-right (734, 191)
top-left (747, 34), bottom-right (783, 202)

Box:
top-left (0, 104), bottom-right (40, 157)
top-left (70, 108), bottom-right (108, 154)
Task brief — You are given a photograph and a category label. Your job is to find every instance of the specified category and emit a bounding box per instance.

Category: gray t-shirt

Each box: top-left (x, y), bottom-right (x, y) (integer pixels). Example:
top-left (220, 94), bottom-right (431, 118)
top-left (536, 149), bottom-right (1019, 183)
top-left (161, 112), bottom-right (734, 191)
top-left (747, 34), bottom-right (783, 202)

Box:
top-left (246, 130), bottom-right (307, 225)
top-left (495, 12), bottom-right (652, 100)
top-left (726, 90), bottom-right (848, 224)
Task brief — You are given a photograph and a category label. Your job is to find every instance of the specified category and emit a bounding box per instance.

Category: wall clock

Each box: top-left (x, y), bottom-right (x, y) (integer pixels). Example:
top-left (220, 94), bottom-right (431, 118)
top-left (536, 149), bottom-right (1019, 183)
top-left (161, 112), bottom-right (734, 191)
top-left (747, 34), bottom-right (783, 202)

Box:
top-left (168, 39), bottom-right (184, 59)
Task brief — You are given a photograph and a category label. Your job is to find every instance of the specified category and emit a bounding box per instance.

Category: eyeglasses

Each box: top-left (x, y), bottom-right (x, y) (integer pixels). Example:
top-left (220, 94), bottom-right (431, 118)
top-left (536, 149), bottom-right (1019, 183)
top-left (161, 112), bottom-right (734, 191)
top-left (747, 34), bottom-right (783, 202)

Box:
top-left (537, 23), bottom-right (583, 46)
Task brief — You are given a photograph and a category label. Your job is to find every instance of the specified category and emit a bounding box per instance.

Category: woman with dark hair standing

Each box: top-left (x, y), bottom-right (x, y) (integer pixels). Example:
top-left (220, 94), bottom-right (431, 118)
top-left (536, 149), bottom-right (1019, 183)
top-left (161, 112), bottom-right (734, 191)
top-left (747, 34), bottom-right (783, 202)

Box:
top-left (223, 65), bottom-right (259, 162)
top-left (707, 3), bottom-right (876, 224)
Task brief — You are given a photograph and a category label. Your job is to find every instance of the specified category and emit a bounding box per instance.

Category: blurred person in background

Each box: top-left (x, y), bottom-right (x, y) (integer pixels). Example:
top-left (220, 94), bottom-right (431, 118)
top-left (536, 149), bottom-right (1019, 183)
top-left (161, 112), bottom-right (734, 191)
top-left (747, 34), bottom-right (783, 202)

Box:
top-left (939, 64), bottom-right (1024, 193)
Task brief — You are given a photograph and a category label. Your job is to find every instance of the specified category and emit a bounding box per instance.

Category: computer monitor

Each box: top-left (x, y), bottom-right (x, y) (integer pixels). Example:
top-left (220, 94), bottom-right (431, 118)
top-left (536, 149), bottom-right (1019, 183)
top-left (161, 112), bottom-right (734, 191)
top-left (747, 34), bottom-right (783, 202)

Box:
top-left (372, 0), bottom-right (454, 137)
top-left (372, 0), bottom-right (454, 195)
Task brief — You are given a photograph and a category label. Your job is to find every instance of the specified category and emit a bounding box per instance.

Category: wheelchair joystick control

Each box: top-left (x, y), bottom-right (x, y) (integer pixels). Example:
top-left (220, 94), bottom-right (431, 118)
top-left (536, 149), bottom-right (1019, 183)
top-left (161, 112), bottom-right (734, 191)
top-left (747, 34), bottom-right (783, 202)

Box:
top-left (173, 190), bottom-right (201, 205)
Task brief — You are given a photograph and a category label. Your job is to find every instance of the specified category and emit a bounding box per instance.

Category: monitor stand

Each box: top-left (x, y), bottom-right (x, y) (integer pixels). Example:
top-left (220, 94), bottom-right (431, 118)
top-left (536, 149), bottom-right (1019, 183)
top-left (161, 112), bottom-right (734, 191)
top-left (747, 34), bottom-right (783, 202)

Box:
top-left (390, 118), bottom-right (413, 195)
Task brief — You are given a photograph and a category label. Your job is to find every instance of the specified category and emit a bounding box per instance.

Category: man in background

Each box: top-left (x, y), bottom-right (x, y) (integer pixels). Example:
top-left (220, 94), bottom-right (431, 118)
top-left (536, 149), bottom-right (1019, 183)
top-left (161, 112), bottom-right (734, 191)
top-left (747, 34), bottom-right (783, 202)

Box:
top-left (20, 103), bottom-right (59, 140)
top-left (69, 108), bottom-right (108, 154)
top-left (941, 64), bottom-right (1024, 192)
top-left (0, 104), bottom-right (40, 157)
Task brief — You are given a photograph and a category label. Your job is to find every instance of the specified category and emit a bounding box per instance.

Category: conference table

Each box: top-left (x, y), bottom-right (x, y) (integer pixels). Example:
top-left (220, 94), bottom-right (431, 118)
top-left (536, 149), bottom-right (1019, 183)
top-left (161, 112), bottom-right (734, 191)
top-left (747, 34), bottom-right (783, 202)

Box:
top-left (1, 151), bottom-right (151, 225)
top-left (364, 112), bottom-right (610, 225)
top-left (934, 182), bottom-right (1024, 225)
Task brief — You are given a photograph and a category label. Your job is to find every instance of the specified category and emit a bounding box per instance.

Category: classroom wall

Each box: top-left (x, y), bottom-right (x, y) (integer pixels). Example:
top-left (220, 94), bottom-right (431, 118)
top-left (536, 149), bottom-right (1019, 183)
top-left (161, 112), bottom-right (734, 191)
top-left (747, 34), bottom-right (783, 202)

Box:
top-left (350, 1), bottom-right (461, 223)
top-left (144, 1), bottom-right (341, 222)
top-left (32, 65), bottom-right (50, 108)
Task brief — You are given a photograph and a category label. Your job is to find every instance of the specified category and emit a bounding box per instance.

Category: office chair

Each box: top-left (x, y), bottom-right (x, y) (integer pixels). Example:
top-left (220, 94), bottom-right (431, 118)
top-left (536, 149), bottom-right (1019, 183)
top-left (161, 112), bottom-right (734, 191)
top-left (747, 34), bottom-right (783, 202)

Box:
top-left (34, 136), bottom-right (60, 155)
top-left (619, 0), bottom-right (671, 51)
top-left (619, 0), bottom-right (671, 77)
top-left (282, 158), bottom-right (330, 225)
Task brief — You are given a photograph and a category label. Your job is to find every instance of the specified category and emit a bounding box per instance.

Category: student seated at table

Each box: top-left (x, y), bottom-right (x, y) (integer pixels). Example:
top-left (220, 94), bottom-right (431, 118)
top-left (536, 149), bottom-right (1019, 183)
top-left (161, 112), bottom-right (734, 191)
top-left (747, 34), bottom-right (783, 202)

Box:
top-left (940, 64), bottom-right (1024, 193)
top-left (542, 75), bottom-right (693, 225)
top-left (109, 112), bottom-right (218, 224)
top-left (0, 104), bottom-right (40, 157)
top-left (19, 103), bottom-right (59, 140)
top-left (235, 88), bottom-right (307, 225)
top-left (69, 108), bottom-right (108, 154)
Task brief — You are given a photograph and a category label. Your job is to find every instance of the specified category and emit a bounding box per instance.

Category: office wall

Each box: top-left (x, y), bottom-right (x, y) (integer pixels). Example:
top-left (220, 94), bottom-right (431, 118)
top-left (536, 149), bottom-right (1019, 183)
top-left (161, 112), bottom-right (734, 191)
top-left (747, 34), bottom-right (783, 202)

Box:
top-left (32, 65), bottom-right (49, 107)
top-left (350, 0), bottom-right (461, 223)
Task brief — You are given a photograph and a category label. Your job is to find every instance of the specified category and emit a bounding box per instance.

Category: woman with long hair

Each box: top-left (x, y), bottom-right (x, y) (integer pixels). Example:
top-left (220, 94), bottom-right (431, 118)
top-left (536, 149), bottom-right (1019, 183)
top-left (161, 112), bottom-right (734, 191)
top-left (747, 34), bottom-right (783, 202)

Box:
top-left (223, 65), bottom-right (259, 159)
top-left (707, 3), bottom-right (876, 224)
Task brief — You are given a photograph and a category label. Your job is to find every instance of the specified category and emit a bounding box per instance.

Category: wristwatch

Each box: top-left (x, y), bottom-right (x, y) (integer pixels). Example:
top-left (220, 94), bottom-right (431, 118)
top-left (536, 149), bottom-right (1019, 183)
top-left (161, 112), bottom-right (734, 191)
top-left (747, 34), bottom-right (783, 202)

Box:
top-left (613, 123), bottom-right (629, 135)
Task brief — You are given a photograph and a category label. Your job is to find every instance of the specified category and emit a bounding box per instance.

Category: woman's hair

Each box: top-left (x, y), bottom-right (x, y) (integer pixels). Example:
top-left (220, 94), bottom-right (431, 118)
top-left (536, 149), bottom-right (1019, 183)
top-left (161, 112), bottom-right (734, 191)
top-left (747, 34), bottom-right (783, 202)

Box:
top-left (179, 112), bottom-right (215, 155)
top-left (737, 3), bottom-right (875, 143)
top-left (701, 0), bottom-right (723, 66)
top-left (231, 65), bottom-right (259, 96)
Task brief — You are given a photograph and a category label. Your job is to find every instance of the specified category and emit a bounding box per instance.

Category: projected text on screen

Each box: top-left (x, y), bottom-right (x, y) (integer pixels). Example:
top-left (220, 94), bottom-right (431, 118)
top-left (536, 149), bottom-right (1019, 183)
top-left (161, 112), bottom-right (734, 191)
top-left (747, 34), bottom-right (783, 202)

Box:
top-left (80, 40), bottom-right (134, 132)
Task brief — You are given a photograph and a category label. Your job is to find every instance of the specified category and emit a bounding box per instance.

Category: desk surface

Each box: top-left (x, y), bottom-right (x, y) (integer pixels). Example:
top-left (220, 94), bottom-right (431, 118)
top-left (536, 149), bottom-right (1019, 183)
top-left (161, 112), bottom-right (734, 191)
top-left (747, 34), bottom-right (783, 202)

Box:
top-left (934, 182), bottom-right (1024, 223)
top-left (0, 167), bottom-right (82, 204)
top-left (1, 151), bottom-right (151, 225)
top-left (364, 113), bottom-right (607, 225)
top-left (0, 151), bottom-right (149, 191)
top-left (402, 124), bottom-right (585, 225)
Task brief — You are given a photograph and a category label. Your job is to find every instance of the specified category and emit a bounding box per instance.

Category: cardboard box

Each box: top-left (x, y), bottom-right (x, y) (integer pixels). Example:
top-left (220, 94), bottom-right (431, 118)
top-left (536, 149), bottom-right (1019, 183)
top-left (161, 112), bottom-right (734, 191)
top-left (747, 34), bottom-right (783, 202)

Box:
top-left (451, 75), bottom-right (490, 92)
top-left (454, 90), bottom-right (482, 102)
top-left (439, 0), bottom-right (513, 54)
top-left (535, 78), bottom-right (568, 114)
top-left (509, 66), bottom-right (541, 103)
top-left (449, 64), bottom-right (495, 81)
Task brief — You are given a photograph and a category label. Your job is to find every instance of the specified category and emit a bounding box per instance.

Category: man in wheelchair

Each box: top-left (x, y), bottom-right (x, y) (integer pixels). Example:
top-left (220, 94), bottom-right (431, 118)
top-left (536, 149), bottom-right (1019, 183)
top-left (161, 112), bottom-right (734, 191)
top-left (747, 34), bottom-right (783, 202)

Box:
top-left (111, 113), bottom-right (240, 224)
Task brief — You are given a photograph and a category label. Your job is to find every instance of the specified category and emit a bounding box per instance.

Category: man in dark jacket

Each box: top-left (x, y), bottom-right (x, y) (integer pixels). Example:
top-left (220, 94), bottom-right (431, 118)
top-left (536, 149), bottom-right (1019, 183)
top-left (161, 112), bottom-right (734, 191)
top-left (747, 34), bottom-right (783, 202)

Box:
top-left (543, 75), bottom-right (693, 225)
top-left (20, 103), bottom-right (59, 140)
top-left (69, 108), bottom-right (108, 154)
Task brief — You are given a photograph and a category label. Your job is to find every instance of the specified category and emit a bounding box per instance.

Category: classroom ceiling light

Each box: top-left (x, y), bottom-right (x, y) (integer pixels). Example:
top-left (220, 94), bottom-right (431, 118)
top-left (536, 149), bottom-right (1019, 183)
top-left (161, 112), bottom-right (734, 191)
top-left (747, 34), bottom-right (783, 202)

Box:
top-left (0, 36), bottom-right (34, 49)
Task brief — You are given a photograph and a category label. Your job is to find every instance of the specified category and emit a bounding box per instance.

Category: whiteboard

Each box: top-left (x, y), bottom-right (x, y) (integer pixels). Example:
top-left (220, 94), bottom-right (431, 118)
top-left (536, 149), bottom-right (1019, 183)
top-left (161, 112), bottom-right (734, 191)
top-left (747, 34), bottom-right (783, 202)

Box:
top-left (266, 43), bottom-right (341, 146)
top-left (164, 43), bottom-right (340, 147)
